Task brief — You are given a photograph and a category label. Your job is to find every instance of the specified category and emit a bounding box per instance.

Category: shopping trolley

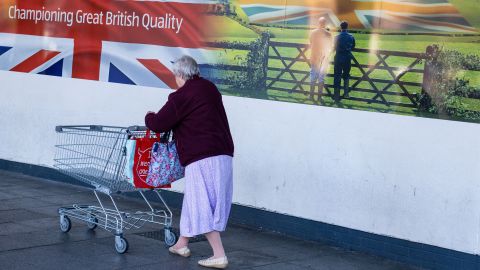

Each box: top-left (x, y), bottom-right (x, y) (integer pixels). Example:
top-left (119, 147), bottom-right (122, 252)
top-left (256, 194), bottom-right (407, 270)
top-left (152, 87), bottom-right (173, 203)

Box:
top-left (54, 125), bottom-right (178, 253)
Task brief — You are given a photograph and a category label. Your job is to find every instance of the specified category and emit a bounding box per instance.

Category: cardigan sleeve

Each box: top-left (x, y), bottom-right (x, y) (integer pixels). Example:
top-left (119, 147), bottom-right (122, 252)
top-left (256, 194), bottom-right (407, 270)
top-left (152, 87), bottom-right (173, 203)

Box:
top-left (145, 98), bottom-right (180, 133)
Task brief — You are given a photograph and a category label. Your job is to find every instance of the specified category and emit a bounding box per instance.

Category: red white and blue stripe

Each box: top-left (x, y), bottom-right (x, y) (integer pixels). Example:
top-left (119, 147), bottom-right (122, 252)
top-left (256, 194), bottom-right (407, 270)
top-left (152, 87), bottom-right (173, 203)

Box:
top-left (239, 0), bottom-right (476, 33)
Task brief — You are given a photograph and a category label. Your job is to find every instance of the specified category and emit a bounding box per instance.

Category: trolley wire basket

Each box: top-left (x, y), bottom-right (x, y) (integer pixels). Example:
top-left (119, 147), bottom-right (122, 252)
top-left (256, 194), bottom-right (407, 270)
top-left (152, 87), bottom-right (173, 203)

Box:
top-left (54, 125), bottom-right (178, 253)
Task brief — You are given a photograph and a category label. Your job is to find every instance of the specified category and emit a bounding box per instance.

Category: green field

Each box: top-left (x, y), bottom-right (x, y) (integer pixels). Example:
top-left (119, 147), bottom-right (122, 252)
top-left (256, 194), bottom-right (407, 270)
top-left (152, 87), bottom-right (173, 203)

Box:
top-left (208, 14), bottom-right (480, 121)
top-left (259, 26), bottom-right (480, 55)
top-left (212, 13), bottom-right (480, 54)
top-left (207, 16), bottom-right (258, 42)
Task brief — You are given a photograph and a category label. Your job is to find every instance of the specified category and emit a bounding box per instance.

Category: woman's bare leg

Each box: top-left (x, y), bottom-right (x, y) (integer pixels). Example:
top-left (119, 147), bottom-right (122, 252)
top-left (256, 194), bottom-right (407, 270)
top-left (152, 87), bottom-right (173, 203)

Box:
top-left (172, 236), bottom-right (189, 249)
top-left (205, 231), bottom-right (226, 258)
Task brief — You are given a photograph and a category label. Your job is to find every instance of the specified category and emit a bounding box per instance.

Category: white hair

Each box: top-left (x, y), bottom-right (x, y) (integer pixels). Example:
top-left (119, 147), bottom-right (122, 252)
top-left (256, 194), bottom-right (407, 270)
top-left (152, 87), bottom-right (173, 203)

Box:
top-left (172, 55), bottom-right (200, 80)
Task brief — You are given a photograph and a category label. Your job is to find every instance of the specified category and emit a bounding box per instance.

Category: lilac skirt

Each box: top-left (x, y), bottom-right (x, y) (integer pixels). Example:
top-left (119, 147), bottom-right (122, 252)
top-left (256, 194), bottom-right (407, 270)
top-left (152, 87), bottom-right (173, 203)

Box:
top-left (180, 155), bottom-right (233, 237)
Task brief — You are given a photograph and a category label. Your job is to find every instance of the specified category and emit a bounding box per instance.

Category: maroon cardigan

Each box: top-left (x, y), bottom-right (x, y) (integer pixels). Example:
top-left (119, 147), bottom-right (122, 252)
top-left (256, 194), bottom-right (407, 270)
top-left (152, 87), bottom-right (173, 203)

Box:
top-left (145, 76), bottom-right (234, 166)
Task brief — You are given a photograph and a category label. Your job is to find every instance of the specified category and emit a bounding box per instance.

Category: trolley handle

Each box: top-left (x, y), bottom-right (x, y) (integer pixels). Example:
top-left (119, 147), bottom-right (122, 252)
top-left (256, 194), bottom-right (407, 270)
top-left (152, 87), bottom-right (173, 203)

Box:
top-left (55, 125), bottom-right (104, 133)
top-left (127, 125), bottom-right (148, 132)
top-left (127, 126), bottom-right (170, 141)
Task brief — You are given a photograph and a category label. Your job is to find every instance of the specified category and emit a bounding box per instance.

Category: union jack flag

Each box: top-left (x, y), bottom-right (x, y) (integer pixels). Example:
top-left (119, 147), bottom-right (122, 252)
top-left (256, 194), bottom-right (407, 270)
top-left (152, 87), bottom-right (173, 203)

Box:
top-left (100, 41), bottom-right (215, 89)
top-left (0, 0), bottom-right (217, 89)
top-left (239, 0), bottom-right (476, 33)
top-left (0, 33), bottom-right (73, 77)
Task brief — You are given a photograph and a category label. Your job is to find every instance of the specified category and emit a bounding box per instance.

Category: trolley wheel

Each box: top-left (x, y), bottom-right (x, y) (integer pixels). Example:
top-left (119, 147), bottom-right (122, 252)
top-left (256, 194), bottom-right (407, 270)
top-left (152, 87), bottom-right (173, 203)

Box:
top-left (115, 236), bottom-right (129, 254)
top-left (59, 215), bottom-right (71, 233)
top-left (164, 228), bottom-right (178, 247)
top-left (86, 216), bottom-right (98, 230)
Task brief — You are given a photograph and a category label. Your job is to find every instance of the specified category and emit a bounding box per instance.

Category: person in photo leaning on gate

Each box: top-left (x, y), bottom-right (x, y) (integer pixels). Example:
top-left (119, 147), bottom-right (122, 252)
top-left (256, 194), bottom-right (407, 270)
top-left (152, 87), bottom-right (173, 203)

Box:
top-left (145, 55), bottom-right (234, 269)
top-left (309, 17), bottom-right (333, 102)
top-left (333, 21), bottom-right (356, 102)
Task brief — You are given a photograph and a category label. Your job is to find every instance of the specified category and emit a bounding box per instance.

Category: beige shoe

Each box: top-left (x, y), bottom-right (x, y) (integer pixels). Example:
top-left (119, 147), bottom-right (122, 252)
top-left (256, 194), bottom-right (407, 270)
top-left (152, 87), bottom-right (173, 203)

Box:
top-left (198, 256), bottom-right (228, 269)
top-left (168, 246), bottom-right (191, 257)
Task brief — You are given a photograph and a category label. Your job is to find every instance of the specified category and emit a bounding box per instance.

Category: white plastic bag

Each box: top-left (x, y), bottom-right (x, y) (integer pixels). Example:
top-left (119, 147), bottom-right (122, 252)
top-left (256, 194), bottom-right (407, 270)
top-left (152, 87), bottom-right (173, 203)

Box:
top-left (123, 139), bottom-right (136, 184)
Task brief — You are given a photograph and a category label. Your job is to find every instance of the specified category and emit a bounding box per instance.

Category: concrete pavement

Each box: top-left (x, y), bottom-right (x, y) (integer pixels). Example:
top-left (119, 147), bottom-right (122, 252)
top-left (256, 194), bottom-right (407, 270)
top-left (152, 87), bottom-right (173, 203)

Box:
top-left (0, 170), bottom-right (423, 270)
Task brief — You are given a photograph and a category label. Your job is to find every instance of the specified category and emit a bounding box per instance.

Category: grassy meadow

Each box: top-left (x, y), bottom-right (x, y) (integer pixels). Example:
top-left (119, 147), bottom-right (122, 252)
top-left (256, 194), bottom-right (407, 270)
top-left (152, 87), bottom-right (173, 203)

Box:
top-left (205, 13), bottom-right (480, 120)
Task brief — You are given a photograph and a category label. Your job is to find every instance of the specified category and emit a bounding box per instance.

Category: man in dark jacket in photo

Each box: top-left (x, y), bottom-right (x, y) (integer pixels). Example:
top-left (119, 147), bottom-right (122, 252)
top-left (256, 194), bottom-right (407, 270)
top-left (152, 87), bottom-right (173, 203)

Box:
top-left (333, 21), bottom-right (356, 102)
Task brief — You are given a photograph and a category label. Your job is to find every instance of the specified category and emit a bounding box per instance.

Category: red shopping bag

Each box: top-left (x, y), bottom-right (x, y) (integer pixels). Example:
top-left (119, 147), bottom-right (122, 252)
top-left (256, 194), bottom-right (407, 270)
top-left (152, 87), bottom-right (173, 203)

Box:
top-left (133, 130), bottom-right (171, 189)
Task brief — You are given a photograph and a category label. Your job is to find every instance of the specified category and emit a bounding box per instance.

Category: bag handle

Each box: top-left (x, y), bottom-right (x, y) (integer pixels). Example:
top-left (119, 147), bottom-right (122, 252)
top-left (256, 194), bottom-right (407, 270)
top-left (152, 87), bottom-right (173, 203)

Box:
top-left (160, 130), bottom-right (171, 143)
top-left (145, 129), bottom-right (162, 141)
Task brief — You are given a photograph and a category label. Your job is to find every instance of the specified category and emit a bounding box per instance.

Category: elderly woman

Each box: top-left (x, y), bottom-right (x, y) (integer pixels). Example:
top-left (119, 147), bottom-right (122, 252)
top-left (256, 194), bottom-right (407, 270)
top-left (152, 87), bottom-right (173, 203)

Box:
top-left (145, 55), bottom-right (234, 269)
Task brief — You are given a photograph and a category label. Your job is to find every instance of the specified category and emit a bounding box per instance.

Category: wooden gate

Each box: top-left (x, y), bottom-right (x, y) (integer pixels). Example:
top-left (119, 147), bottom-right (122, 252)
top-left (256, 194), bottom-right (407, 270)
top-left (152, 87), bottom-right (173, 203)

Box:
top-left (267, 41), bottom-right (427, 108)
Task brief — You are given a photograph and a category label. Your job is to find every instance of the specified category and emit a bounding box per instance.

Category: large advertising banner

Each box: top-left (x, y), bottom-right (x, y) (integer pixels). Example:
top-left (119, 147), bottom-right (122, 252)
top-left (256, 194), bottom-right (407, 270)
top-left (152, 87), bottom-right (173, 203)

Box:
top-left (0, 0), bottom-right (217, 88)
top-left (1, 0), bottom-right (479, 123)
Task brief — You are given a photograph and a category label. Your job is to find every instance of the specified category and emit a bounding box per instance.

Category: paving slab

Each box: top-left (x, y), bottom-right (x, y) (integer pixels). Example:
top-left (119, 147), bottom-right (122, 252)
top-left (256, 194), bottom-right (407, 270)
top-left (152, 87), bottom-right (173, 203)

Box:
top-left (0, 170), bottom-right (423, 270)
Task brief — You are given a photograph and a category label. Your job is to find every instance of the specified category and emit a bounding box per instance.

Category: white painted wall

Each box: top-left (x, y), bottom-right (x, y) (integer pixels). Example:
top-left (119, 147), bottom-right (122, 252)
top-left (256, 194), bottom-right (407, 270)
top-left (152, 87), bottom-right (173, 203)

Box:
top-left (1, 70), bottom-right (480, 254)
